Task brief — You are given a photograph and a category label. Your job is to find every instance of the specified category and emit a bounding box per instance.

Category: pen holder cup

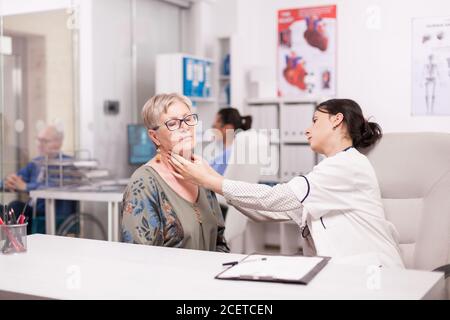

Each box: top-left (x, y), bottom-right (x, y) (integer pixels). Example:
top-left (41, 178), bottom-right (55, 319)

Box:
top-left (0, 223), bottom-right (28, 255)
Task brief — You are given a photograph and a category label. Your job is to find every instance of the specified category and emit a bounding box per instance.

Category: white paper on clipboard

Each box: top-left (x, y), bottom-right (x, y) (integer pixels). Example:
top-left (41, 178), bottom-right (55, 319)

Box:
top-left (216, 254), bottom-right (329, 284)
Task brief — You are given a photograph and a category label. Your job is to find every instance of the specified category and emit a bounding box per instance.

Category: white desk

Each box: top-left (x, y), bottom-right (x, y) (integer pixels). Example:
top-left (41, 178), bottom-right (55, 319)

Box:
top-left (0, 235), bottom-right (445, 300)
top-left (29, 188), bottom-right (123, 242)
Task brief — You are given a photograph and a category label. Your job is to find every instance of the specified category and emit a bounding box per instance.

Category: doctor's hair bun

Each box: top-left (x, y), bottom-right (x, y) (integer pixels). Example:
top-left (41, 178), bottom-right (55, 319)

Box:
top-left (240, 116), bottom-right (253, 131)
top-left (316, 99), bottom-right (382, 149)
top-left (356, 120), bottom-right (382, 148)
top-left (218, 108), bottom-right (253, 132)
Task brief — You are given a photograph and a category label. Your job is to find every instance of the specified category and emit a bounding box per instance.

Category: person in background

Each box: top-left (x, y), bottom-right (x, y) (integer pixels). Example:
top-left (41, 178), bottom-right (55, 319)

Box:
top-left (121, 93), bottom-right (229, 252)
top-left (0, 125), bottom-right (77, 234)
top-left (210, 108), bottom-right (253, 175)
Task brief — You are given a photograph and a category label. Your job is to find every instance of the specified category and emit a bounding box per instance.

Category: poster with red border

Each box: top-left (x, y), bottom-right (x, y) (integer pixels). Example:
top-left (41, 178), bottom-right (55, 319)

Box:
top-left (278, 5), bottom-right (337, 98)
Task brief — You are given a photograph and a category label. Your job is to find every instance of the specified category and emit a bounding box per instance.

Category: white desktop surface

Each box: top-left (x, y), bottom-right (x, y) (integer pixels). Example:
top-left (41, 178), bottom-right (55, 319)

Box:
top-left (29, 188), bottom-right (123, 202)
top-left (0, 235), bottom-right (444, 300)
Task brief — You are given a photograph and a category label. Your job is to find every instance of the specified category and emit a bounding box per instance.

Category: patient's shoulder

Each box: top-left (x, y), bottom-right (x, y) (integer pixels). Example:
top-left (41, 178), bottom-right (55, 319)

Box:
top-left (127, 165), bottom-right (161, 195)
top-left (130, 164), bottom-right (159, 179)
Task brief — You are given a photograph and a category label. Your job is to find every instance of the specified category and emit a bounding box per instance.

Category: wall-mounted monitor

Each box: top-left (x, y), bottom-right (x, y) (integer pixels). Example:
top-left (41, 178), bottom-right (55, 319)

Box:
top-left (127, 124), bottom-right (156, 165)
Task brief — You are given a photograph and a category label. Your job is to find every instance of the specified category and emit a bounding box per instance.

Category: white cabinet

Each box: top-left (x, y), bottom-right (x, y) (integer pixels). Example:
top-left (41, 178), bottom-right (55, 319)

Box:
top-left (246, 98), bottom-right (318, 254)
top-left (260, 144), bottom-right (280, 182)
top-left (247, 98), bottom-right (318, 183)
top-left (249, 104), bottom-right (279, 143)
top-left (281, 145), bottom-right (316, 181)
top-left (280, 103), bottom-right (314, 143)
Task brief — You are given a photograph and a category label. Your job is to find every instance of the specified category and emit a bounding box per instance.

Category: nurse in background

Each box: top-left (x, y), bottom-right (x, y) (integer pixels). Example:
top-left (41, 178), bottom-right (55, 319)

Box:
top-left (210, 108), bottom-right (252, 175)
top-left (170, 99), bottom-right (405, 269)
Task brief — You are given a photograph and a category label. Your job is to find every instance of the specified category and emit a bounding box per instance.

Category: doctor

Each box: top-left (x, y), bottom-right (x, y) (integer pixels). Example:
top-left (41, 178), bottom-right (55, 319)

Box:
top-left (169, 99), bottom-right (405, 268)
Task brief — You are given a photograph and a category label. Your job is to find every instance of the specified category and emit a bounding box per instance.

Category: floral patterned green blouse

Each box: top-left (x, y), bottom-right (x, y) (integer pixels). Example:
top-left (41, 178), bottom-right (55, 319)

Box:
top-left (121, 165), bottom-right (229, 252)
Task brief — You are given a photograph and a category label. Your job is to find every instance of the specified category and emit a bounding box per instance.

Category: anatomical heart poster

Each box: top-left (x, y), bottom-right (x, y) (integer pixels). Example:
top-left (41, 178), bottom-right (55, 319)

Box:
top-left (278, 5), bottom-right (336, 98)
top-left (412, 17), bottom-right (450, 116)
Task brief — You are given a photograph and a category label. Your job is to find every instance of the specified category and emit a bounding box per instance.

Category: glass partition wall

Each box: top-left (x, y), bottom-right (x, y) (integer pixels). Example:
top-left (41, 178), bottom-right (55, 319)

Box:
top-left (0, 8), bottom-right (79, 227)
top-left (0, 0), bottom-right (188, 238)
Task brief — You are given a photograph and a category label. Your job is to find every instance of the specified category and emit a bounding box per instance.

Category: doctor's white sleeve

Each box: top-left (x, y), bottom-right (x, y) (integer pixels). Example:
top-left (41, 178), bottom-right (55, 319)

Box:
top-left (222, 179), bottom-right (308, 221)
top-left (230, 206), bottom-right (292, 222)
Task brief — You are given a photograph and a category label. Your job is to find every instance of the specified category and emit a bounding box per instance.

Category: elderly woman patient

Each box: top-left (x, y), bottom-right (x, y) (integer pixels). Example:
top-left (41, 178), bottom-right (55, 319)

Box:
top-left (122, 93), bottom-right (229, 252)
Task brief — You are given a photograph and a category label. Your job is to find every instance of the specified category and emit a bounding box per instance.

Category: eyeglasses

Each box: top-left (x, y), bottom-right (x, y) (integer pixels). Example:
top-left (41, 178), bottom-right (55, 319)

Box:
top-left (36, 137), bottom-right (54, 144)
top-left (153, 113), bottom-right (198, 131)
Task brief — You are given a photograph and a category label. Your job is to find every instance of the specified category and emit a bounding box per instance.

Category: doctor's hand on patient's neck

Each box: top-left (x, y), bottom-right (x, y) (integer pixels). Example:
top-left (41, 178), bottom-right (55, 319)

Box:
top-left (169, 153), bottom-right (225, 195)
top-left (160, 148), bottom-right (192, 175)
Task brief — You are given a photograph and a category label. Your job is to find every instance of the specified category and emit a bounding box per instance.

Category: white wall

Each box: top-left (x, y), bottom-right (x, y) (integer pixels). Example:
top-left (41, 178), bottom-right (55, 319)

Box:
top-left (135, 0), bottom-right (182, 113)
top-left (215, 0), bottom-right (450, 133)
top-left (189, 0), bottom-right (215, 57)
top-left (212, 0), bottom-right (237, 38)
top-left (0, 0), bottom-right (71, 16)
top-left (88, 0), bottom-right (133, 178)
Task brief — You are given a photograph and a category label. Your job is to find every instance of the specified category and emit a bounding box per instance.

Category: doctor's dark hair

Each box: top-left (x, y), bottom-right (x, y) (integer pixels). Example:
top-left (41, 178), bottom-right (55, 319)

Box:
top-left (218, 108), bottom-right (252, 131)
top-left (316, 99), bottom-right (382, 148)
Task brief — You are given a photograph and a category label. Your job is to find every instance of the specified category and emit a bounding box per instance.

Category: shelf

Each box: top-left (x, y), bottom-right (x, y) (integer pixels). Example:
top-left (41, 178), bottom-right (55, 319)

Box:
top-left (190, 97), bottom-right (216, 103)
top-left (247, 97), bottom-right (320, 105)
top-left (177, 52), bottom-right (215, 63)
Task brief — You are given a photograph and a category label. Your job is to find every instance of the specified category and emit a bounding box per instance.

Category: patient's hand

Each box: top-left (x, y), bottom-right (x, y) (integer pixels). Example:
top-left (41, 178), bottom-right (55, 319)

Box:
top-left (169, 153), bottom-right (224, 194)
top-left (5, 174), bottom-right (27, 192)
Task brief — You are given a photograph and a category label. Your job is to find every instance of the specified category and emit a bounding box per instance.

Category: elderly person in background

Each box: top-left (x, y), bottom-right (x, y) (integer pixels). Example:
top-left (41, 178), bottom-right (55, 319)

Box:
top-left (1, 125), bottom-right (77, 234)
top-left (121, 93), bottom-right (229, 252)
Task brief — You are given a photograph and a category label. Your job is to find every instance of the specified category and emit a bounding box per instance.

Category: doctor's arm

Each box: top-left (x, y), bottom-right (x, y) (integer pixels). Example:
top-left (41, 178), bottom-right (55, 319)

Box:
top-left (169, 153), bottom-right (304, 221)
top-left (230, 204), bottom-right (298, 223)
top-left (222, 179), bottom-right (303, 214)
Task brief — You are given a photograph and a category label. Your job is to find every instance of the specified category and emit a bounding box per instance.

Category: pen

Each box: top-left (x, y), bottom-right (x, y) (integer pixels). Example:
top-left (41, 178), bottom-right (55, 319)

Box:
top-left (222, 257), bottom-right (268, 267)
top-left (2, 206), bottom-right (6, 225)
top-left (18, 202), bottom-right (29, 224)
top-left (17, 214), bottom-right (26, 225)
top-left (244, 257), bottom-right (267, 263)
top-left (20, 201), bottom-right (28, 216)
top-left (9, 209), bottom-right (16, 225)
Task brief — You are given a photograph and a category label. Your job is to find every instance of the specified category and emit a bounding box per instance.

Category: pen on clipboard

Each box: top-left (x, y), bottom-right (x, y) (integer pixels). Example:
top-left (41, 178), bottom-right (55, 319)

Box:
top-left (222, 257), bottom-right (267, 267)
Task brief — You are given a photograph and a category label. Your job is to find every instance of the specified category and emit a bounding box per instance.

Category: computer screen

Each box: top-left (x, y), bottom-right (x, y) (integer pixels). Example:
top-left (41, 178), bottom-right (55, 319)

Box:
top-left (127, 124), bottom-right (157, 165)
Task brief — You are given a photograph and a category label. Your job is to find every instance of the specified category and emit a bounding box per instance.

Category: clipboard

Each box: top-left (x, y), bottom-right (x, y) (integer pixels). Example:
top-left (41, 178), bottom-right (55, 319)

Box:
top-left (215, 254), bottom-right (331, 285)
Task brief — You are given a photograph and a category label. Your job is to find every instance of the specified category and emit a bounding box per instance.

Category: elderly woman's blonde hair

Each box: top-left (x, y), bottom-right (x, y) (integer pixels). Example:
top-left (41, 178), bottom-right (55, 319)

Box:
top-left (142, 93), bottom-right (193, 129)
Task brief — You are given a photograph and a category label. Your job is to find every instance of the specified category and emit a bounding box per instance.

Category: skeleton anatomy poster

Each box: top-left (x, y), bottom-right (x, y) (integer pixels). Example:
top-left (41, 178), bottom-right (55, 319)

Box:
top-left (277, 5), bottom-right (336, 98)
top-left (412, 16), bottom-right (450, 116)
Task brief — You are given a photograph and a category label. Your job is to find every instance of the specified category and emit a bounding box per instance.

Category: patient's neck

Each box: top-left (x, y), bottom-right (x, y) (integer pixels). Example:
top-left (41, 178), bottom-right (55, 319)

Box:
top-left (159, 148), bottom-right (193, 172)
top-left (153, 149), bottom-right (197, 193)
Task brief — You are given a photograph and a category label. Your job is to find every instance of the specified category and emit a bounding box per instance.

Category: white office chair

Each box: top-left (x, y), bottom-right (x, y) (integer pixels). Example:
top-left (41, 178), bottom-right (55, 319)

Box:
top-left (363, 132), bottom-right (450, 298)
top-left (220, 130), bottom-right (271, 253)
